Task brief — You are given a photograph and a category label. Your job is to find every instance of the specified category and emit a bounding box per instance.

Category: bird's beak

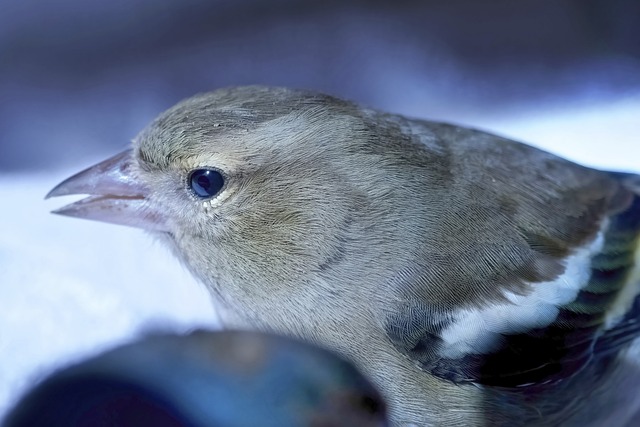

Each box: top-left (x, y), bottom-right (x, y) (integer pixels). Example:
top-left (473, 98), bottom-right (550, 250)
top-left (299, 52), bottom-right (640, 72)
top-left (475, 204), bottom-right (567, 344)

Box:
top-left (46, 149), bottom-right (169, 232)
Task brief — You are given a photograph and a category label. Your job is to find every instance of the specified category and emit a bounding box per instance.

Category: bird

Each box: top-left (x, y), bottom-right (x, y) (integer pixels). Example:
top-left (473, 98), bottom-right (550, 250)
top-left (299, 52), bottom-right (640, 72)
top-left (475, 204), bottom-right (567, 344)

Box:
top-left (3, 329), bottom-right (388, 427)
top-left (46, 86), bottom-right (640, 426)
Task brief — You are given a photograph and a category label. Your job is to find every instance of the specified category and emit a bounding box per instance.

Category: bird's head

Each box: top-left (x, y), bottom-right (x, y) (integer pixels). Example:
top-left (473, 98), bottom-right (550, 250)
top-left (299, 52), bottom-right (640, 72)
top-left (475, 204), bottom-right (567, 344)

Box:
top-left (47, 86), bottom-right (430, 321)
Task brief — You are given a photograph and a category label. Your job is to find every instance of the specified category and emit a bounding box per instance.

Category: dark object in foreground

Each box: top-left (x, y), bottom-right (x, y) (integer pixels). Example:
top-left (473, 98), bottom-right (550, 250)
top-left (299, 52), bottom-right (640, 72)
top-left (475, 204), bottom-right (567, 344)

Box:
top-left (3, 329), bottom-right (388, 427)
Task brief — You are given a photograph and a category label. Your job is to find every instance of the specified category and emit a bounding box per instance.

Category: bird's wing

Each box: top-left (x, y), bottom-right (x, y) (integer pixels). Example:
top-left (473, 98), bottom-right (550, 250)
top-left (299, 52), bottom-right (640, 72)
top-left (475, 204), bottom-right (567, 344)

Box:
top-left (382, 124), bottom-right (640, 388)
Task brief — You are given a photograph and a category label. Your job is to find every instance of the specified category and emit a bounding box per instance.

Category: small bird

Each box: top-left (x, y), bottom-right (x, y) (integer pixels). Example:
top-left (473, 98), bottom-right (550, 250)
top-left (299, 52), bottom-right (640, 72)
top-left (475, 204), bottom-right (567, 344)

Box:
top-left (3, 329), bottom-right (388, 427)
top-left (47, 86), bottom-right (640, 426)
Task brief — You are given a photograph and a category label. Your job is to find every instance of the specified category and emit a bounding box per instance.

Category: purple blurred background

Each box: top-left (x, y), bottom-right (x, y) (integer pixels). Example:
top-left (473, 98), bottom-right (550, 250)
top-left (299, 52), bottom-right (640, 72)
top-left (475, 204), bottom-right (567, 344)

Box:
top-left (2, 0), bottom-right (639, 171)
top-left (1, 0), bottom-right (639, 419)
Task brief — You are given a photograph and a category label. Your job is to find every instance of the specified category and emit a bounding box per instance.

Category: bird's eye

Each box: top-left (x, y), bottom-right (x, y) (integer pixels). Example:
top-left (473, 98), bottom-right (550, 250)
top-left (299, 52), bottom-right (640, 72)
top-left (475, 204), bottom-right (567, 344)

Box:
top-left (188, 168), bottom-right (225, 199)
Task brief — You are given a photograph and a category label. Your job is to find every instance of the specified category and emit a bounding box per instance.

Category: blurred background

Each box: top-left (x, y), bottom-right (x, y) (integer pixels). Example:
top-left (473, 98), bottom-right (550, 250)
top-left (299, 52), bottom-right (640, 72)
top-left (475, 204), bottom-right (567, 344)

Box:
top-left (1, 0), bottom-right (639, 419)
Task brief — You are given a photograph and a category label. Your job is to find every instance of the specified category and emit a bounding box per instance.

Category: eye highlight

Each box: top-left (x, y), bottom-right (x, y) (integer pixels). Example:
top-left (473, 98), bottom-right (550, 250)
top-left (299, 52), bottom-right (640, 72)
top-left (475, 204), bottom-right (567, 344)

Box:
top-left (188, 168), bottom-right (225, 199)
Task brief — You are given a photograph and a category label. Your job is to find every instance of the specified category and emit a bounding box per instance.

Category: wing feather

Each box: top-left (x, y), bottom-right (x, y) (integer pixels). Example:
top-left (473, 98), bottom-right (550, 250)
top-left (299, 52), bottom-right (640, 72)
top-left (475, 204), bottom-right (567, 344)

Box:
top-left (382, 125), bottom-right (640, 387)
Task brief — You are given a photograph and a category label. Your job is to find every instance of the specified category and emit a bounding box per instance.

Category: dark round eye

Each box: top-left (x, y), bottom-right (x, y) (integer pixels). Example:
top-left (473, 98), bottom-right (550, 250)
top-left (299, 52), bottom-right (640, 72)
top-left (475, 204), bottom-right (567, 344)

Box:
top-left (188, 168), bottom-right (225, 199)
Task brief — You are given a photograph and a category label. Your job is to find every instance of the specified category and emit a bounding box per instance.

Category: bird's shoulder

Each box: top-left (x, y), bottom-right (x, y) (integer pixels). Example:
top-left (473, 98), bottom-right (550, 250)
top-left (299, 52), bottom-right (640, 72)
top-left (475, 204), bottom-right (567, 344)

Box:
top-left (378, 120), bottom-right (640, 388)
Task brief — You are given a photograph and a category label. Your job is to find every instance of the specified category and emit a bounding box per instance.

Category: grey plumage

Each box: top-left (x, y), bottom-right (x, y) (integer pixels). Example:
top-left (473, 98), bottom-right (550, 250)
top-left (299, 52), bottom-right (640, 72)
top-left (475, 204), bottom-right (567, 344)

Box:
top-left (48, 86), bottom-right (640, 426)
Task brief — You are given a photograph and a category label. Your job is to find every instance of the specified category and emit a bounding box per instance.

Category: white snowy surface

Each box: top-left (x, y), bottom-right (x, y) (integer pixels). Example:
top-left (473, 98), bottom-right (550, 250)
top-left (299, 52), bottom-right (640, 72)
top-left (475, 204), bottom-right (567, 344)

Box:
top-left (1, 96), bottom-right (639, 418)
